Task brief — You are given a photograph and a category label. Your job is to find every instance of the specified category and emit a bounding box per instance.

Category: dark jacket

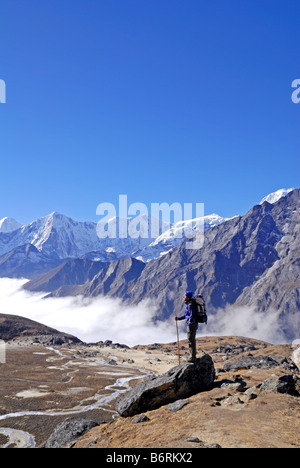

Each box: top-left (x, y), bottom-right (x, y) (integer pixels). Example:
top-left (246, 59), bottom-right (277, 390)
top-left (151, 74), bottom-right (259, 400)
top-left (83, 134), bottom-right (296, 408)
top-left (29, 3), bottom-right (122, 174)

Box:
top-left (178, 300), bottom-right (198, 326)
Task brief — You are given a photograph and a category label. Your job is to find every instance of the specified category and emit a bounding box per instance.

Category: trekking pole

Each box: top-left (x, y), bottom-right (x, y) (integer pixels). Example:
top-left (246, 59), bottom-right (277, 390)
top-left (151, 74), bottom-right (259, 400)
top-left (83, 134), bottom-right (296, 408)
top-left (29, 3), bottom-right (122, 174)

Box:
top-left (174, 310), bottom-right (181, 365)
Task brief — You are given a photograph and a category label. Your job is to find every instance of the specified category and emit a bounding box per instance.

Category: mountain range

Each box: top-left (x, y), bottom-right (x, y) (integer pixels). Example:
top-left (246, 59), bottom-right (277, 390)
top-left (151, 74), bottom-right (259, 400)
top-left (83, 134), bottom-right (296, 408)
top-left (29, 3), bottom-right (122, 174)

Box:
top-left (0, 188), bottom-right (294, 267)
top-left (0, 188), bottom-right (299, 341)
top-left (0, 209), bottom-right (230, 277)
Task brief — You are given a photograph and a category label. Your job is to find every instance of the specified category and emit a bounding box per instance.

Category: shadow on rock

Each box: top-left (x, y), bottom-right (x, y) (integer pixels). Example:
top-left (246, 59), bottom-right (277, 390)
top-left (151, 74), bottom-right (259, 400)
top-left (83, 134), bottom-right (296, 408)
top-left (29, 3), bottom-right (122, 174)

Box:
top-left (116, 354), bottom-right (215, 417)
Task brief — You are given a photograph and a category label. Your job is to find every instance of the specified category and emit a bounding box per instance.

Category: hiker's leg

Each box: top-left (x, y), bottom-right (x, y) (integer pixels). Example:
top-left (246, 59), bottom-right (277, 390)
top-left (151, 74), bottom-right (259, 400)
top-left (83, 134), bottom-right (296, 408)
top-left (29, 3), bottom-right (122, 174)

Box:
top-left (187, 324), bottom-right (198, 361)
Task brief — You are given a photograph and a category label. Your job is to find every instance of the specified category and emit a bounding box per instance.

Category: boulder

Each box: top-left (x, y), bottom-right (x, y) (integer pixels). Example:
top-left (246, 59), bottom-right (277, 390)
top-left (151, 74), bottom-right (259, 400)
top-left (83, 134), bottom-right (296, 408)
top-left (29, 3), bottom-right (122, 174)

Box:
top-left (223, 354), bottom-right (294, 372)
top-left (116, 354), bottom-right (215, 417)
top-left (259, 375), bottom-right (299, 396)
top-left (42, 417), bottom-right (98, 448)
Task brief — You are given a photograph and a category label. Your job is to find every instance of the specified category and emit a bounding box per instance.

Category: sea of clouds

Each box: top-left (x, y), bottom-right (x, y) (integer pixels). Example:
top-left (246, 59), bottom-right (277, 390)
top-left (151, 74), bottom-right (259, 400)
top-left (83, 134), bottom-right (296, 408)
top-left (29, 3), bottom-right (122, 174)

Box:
top-left (0, 278), bottom-right (297, 346)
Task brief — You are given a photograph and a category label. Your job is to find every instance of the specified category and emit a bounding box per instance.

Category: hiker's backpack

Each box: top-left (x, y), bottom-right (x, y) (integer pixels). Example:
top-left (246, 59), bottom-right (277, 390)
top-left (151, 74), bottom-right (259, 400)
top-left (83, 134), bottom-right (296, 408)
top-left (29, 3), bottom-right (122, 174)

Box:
top-left (194, 295), bottom-right (207, 324)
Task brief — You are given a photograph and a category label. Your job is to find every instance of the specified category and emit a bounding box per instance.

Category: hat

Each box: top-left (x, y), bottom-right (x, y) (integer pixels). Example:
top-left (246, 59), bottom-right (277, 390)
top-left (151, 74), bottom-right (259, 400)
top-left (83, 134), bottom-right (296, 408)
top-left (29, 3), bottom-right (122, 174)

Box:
top-left (185, 291), bottom-right (193, 299)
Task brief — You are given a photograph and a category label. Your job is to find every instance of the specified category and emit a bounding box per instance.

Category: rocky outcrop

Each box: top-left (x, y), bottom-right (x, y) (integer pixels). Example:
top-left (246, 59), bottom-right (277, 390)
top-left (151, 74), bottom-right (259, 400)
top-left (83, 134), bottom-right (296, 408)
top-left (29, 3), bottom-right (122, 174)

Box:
top-left (223, 354), bottom-right (297, 372)
top-left (116, 354), bottom-right (215, 417)
top-left (259, 375), bottom-right (299, 396)
top-left (42, 418), bottom-right (98, 448)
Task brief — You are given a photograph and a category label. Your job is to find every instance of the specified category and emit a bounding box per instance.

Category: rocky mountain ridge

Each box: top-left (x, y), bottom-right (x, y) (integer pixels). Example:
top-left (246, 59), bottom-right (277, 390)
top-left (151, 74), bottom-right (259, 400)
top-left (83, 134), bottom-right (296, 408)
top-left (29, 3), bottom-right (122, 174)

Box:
top-left (23, 189), bottom-right (300, 342)
top-left (0, 313), bottom-right (81, 345)
top-left (0, 244), bottom-right (64, 280)
top-left (0, 188), bottom-right (293, 270)
top-left (0, 211), bottom-right (229, 265)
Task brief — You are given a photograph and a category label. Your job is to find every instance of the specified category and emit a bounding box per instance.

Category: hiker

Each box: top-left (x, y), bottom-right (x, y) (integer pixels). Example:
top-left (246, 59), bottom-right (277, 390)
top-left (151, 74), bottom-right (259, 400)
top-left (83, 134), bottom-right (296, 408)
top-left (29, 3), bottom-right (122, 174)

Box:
top-left (175, 291), bottom-right (198, 363)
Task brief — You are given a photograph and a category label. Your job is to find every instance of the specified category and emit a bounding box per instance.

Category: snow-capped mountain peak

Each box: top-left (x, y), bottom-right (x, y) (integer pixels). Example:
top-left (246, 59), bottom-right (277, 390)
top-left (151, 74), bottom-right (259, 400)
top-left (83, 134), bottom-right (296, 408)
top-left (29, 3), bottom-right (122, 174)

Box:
top-left (0, 217), bottom-right (22, 233)
top-left (133, 213), bottom-right (231, 261)
top-left (260, 188), bottom-right (295, 205)
top-left (0, 189), bottom-right (297, 264)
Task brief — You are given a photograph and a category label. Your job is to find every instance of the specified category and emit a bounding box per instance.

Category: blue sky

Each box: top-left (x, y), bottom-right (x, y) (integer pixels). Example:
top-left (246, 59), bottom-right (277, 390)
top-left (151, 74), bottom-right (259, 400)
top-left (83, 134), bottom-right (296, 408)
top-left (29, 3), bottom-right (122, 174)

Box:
top-left (0, 0), bottom-right (299, 225)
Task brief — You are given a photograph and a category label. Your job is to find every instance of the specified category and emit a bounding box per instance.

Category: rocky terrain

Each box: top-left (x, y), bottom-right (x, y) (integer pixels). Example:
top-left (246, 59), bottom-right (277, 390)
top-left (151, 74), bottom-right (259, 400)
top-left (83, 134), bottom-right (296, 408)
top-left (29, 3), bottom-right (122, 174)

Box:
top-left (71, 336), bottom-right (300, 449)
top-left (0, 318), bottom-right (146, 448)
top-left (0, 314), bottom-right (299, 449)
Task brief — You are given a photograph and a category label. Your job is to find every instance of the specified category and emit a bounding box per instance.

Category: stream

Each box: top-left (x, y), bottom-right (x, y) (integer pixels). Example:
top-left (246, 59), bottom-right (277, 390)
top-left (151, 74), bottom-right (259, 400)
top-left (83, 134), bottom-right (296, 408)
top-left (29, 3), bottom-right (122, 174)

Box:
top-left (0, 347), bottom-right (152, 448)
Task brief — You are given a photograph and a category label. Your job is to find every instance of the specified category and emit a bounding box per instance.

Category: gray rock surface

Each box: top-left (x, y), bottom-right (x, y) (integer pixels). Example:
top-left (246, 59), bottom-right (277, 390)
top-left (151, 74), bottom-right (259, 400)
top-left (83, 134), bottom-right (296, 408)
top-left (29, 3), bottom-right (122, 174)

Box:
top-left (43, 417), bottom-right (98, 448)
top-left (223, 354), bottom-right (295, 372)
top-left (166, 399), bottom-right (190, 412)
top-left (259, 375), bottom-right (299, 396)
top-left (116, 354), bottom-right (215, 417)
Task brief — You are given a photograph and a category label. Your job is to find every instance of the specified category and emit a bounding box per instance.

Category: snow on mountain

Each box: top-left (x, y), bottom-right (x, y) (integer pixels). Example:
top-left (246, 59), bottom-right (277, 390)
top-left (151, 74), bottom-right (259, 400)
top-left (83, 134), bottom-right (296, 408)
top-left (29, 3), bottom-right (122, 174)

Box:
top-left (134, 213), bottom-right (231, 262)
top-left (24, 212), bottom-right (103, 259)
top-left (0, 189), bottom-right (296, 264)
top-left (0, 217), bottom-right (22, 233)
top-left (0, 209), bottom-right (229, 263)
top-left (87, 213), bottom-right (231, 262)
top-left (152, 213), bottom-right (230, 245)
top-left (259, 188), bottom-right (295, 205)
top-left (85, 214), bottom-right (174, 262)
top-left (0, 212), bottom-right (171, 261)
top-left (0, 212), bottom-right (101, 260)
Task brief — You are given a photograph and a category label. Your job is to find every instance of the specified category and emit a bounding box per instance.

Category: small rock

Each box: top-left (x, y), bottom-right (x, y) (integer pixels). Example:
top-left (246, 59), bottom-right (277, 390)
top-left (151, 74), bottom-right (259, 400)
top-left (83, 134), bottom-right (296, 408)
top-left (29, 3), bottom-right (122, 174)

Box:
top-left (132, 414), bottom-right (150, 423)
top-left (201, 443), bottom-right (222, 449)
top-left (241, 392), bottom-right (257, 403)
top-left (112, 343), bottom-right (130, 349)
top-left (220, 381), bottom-right (244, 392)
top-left (166, 400), bottom-right (190, 412)
top-left (242, 386), bottom-right (258, 402)
top-left (222, 396), bottom-right (244, 407)
top-left (108, 359), bottom-right (117, 366)
top-left (244, 386), bottom-right (258, 395)
top-left (186, 437), bottom-right (204, 445)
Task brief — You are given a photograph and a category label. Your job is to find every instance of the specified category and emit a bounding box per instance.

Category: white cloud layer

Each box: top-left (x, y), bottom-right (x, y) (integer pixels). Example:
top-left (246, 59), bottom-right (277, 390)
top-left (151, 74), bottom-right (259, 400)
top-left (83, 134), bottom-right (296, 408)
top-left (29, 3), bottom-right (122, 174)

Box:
top-left (204, 305), bottom-right (289, 344)
top-left (0, 278), bottom-right (296, 346)
top-left (0, 278), bottom-right (175, 346)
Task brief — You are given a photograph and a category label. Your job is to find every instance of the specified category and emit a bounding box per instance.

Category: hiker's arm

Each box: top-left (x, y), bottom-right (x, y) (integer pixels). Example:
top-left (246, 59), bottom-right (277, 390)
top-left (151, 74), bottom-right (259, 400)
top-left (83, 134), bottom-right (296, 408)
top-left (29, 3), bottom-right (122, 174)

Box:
top-left (176, 313), bottom-right (186, 321)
